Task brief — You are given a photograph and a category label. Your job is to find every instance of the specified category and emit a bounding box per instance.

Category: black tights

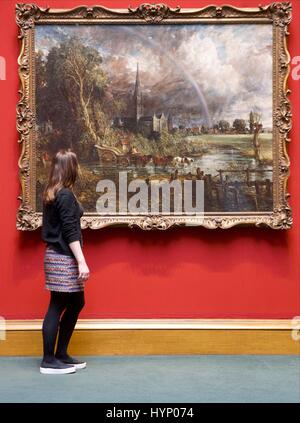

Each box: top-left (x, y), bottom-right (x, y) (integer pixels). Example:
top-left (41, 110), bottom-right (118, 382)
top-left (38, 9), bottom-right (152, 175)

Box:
top-left (42, 290), bottom-right (85, 362)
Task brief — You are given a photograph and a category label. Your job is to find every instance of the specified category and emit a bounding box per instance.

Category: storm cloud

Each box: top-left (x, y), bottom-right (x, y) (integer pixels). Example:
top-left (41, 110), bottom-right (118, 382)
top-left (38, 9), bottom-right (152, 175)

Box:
top-left (36, 23), bottom-right (273, 127)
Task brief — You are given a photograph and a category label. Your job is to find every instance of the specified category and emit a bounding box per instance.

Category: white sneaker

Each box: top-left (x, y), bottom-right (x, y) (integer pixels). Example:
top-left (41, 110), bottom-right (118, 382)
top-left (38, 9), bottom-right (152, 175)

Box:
top-left (40, 358), bottom-right (76, 374)
top-left (55, 355), bottom-right (87, 370)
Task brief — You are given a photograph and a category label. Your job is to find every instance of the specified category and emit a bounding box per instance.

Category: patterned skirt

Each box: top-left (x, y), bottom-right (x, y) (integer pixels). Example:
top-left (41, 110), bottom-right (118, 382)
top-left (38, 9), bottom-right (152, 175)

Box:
top-left (44, 246), bottom-right (84, 292)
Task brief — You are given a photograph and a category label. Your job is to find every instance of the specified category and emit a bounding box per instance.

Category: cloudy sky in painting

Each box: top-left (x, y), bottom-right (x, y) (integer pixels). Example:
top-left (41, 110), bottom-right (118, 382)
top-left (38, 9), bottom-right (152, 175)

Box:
top-left (36, 24), bottom-right (273, 128)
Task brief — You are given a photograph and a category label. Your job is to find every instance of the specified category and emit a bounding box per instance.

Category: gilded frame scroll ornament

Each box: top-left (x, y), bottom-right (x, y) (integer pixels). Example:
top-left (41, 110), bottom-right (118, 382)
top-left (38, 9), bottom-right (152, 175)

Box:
top-left (16, 3), bottom-right (292, 230)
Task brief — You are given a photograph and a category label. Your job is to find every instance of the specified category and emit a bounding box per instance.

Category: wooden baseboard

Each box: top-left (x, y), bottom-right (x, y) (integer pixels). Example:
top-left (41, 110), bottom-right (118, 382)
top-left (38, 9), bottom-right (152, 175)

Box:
top-left (0, 319), bottom-right (299, 355)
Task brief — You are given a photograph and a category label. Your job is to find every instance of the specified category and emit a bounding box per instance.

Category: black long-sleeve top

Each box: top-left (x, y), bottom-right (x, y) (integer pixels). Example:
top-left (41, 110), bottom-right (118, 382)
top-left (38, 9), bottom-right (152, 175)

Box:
top-left (42, 187), bottom-right (84, 257)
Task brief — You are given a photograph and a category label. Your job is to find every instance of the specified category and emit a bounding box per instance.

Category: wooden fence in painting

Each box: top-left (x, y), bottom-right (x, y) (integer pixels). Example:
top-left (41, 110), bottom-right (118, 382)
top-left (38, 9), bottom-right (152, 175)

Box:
top-left (202, 168), bottom-right (273, 211)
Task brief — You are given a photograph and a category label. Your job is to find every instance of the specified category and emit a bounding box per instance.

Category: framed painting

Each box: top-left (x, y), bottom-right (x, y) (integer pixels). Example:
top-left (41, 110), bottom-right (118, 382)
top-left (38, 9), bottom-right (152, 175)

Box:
top-left (16, 3), bottom-right (292, 230)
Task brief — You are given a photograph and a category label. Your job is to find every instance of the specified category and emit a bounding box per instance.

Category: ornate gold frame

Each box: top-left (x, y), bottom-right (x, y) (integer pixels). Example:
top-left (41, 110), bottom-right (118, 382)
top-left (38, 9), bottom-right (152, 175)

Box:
top-left (16, 3), bottom-right (292, 230)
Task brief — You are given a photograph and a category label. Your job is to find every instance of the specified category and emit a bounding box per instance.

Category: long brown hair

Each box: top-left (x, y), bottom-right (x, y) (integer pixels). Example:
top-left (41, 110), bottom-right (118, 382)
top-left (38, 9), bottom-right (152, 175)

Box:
top-left (43, 149), bottom-right (80, 204)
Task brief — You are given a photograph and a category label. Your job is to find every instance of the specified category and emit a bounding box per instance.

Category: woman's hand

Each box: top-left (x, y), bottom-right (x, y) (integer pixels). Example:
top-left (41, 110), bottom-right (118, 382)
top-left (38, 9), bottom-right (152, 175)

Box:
top-left (68, 240), bottom-right (90, 282)
top-left (77, 260), bottom-right (90, 282)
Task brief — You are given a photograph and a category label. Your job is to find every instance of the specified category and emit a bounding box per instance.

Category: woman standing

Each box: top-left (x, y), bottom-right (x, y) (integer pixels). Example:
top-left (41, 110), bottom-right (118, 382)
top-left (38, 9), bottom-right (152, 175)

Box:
top-left (40, 149), bottom-right (90, 374)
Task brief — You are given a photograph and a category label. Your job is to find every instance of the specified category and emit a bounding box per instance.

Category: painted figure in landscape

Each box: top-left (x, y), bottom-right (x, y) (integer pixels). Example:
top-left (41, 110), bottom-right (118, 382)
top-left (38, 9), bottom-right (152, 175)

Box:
top-left (35, 24), bottom-right (273, 213)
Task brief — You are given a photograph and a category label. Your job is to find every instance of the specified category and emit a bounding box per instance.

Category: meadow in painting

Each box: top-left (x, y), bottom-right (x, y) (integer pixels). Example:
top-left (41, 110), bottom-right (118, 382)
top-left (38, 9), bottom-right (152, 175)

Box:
top-left (35, 23), bottom-right (273, 213)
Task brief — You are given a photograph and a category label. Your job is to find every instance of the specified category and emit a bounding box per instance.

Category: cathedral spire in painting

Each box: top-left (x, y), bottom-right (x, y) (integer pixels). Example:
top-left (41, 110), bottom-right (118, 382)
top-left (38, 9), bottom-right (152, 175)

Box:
top-left (133, 62), bottom-right (143, 124)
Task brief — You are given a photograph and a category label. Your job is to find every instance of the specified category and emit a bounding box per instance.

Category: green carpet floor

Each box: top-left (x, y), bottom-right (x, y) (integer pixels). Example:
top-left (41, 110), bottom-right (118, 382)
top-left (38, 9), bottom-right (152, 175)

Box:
top-left (0, 355), bottom-right (299, 403)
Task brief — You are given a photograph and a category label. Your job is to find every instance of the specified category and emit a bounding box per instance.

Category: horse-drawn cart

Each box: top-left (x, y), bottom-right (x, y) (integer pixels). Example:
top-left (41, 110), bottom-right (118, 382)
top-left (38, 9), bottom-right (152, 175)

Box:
top-left (94, 144), bottom-right (137, 166)
top-left (94, 144), bottom-right (174, 167)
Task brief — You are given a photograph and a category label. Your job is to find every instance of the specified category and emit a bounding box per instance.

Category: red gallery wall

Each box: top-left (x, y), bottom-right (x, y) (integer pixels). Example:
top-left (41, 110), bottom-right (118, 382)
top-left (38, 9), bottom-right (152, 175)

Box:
top-left (0, 0), bottom-right (299, 319)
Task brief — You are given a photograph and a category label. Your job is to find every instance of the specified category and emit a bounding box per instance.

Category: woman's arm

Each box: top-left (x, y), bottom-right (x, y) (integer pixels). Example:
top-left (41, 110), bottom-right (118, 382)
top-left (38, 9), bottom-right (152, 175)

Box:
top-left (69, 240), bottom-right (90, 282)
top-left (68, 240), bottom-right (85, 265)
